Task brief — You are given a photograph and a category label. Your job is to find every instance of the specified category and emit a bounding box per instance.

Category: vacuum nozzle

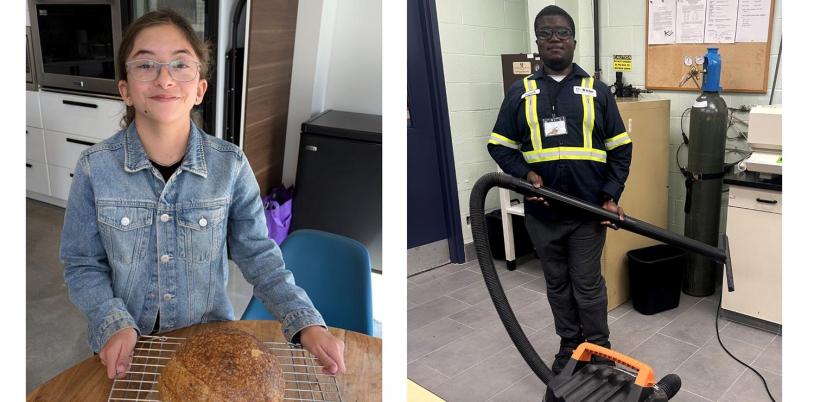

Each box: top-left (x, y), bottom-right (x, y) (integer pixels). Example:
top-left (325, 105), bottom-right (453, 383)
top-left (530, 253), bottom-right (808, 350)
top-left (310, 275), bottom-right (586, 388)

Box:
top-left (655, 374), bottom-right (681, 399)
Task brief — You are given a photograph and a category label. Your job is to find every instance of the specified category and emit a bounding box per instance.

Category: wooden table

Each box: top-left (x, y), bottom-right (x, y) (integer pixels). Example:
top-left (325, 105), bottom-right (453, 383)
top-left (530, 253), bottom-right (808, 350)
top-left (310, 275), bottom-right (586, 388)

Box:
top-left (27, 321), bottom-right (381, 402)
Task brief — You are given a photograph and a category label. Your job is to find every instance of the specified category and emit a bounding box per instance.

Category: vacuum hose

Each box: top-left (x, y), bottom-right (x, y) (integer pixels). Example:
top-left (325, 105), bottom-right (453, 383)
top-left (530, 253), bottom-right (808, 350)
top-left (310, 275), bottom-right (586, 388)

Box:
top-left (469, 173), bottom-right (735, 388)
top-left (470, 173), bottom-right (555, 384)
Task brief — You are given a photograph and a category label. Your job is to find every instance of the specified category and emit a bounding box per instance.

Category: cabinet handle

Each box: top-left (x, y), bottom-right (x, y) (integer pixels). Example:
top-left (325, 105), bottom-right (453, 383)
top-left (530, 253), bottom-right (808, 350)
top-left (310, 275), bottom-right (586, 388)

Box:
top-left (26, 163), bottom-right (32, 168)
top-left (756, 198), bottom-right (778, 204)
top-left (66, 138), bottom-right (96, 147)
top-left (62, 100), bottom-right (98, 109)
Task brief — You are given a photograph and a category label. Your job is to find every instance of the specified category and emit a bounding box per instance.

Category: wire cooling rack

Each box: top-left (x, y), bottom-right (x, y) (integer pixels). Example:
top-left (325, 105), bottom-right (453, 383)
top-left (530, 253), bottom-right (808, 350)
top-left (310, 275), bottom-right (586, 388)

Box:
top-left (107, 335), bottom-right (342, 401)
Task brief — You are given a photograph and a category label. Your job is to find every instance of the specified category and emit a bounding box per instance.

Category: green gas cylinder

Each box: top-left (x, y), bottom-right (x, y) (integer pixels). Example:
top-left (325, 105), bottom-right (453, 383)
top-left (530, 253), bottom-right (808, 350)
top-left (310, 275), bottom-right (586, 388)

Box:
top-left (683, 91), bottom-right (728, 296)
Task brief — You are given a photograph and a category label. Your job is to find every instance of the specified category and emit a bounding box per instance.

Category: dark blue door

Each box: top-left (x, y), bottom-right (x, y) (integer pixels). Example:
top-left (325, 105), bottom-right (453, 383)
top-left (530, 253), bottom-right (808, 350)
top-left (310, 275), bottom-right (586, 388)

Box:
top-left (407, 0), bottom-right (464, 262)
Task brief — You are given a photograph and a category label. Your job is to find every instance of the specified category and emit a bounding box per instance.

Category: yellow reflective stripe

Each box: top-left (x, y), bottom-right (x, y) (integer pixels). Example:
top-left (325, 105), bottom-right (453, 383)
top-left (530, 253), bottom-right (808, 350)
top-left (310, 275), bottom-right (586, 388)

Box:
top-left (605, 132), bottom-right (632, 150)
top-left (490, 132), bottom-right (518, 145)
top-left (580, 77), bottom-right (595, 150)
top-left (489, 132), bottom-right (519, 149)
top-left (522, 147), bottom-right (607, 163)
top-left (587, 77), bottom-right (595, 149)
top-left (529, 79), bottom-right (542, 150)
top-left (580, 78), bottom-right (588, 149)
top-left (522, 77), bottom-right (542, 151)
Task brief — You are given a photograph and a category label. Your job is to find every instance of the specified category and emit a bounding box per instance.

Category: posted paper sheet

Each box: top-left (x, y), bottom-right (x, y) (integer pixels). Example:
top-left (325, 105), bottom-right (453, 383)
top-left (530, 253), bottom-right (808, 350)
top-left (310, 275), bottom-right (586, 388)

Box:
top-left (704, 0), bottom-right (738, 43)
top-left (676, 0), bottom-right (708, 43)
top-left (648, 0), bottom-right (677, 44)
top-left (736, 0), bottom-right (772, 42)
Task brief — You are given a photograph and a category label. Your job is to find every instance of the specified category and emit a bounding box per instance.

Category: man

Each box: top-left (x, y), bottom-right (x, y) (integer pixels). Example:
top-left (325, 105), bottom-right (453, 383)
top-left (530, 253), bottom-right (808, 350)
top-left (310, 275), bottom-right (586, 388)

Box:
top-left (487, 5), bottom-right (632, 374)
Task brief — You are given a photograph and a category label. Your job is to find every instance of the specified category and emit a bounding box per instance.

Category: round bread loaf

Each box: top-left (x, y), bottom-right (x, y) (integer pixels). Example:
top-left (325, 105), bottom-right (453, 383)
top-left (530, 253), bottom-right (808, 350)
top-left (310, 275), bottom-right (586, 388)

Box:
top-left (157, 328), bottom-right (285, 402)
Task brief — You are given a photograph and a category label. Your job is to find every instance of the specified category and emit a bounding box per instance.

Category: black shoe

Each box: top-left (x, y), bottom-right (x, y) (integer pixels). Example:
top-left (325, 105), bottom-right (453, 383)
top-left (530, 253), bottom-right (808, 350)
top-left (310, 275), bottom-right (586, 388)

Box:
top-left (552, 351), bottom-right (571, 375)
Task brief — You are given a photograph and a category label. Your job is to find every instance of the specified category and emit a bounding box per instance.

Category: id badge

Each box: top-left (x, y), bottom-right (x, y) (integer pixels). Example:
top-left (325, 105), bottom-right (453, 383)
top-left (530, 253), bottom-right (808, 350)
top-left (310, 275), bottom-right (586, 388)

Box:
top-left (543, 116), bottom-right (567, 137)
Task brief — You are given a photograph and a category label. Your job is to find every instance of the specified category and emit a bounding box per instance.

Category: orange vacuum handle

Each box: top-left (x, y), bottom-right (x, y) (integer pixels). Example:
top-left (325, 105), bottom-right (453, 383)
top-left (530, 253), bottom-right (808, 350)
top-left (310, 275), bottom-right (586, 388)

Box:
top-left (571, 342), bottom-right (656, 388)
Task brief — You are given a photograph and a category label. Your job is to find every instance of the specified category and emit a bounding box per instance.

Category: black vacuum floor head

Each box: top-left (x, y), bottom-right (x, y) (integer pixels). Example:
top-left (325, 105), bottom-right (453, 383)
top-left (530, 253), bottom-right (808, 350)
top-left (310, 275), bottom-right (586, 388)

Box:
top-left (544, 343), bottom-right (678, 402)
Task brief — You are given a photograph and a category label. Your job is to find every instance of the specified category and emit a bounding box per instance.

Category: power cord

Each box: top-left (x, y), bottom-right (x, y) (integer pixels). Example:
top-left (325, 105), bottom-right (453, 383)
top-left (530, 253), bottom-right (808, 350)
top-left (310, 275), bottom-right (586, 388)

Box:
top-left (680, 105), bottom-right (776, 401)
top-left (715, 291), bottom-right (777, 401)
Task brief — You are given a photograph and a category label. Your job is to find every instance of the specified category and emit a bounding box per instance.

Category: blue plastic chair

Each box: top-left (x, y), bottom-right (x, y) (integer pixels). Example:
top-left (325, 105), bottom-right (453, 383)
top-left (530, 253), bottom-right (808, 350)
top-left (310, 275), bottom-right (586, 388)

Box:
top-left (240, 229), bottom-right (374, 336)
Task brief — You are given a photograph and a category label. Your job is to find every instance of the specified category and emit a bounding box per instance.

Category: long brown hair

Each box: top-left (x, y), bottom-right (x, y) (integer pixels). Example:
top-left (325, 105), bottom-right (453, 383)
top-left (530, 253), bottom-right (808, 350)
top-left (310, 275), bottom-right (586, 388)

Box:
top-left (117, 9), bottom-right (211, 127)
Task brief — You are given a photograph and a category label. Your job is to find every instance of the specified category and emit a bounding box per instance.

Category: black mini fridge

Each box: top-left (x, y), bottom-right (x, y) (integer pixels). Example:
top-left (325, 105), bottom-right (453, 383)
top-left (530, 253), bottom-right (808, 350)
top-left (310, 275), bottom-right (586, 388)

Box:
top-left (290, 110), bottom-right (382, 272)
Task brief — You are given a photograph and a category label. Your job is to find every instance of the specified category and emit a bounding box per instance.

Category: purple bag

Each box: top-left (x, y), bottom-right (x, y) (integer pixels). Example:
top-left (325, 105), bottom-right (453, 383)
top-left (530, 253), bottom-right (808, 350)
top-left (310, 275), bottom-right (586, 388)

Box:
top-left (261, 186), bottom-right (294, 245)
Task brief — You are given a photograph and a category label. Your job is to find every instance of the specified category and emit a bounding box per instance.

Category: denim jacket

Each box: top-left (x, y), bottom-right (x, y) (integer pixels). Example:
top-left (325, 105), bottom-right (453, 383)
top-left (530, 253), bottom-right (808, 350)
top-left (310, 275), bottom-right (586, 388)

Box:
top-left (59, 121), bottom-right (325, 352)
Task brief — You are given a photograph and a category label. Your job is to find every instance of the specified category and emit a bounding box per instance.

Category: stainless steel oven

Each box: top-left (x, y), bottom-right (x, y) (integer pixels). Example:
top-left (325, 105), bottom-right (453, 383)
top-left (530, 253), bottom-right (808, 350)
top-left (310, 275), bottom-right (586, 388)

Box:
top-left (26, 27), bottom-right (37, 91)
top-left (28, 0), bottom-right (123, 96)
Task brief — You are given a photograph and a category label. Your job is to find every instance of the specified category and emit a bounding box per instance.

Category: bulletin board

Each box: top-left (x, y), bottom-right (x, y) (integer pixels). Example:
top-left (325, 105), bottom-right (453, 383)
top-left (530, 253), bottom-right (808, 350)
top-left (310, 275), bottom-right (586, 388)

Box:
top-left (645, 0), bottom-right (775, 93)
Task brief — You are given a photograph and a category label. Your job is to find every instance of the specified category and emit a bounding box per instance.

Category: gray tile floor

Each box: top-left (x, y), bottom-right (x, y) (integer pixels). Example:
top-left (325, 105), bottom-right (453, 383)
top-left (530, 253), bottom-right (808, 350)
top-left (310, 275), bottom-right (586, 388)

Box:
top-left (26, 198), bottom-right (382, 394)
top-left (408, 257), bottom-right (782, 402)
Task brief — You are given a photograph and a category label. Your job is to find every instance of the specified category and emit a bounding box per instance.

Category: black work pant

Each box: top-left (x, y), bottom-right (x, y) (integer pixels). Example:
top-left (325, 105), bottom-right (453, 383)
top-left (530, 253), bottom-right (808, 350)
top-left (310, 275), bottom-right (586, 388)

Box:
top-left (525, 213), bottom-right (610, 348)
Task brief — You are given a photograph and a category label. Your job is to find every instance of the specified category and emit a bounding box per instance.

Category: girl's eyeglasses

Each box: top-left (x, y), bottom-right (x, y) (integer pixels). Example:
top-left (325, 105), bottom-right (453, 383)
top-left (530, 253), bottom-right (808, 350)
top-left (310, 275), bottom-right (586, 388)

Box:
top-left (125, 59), bottom-right (201, 82)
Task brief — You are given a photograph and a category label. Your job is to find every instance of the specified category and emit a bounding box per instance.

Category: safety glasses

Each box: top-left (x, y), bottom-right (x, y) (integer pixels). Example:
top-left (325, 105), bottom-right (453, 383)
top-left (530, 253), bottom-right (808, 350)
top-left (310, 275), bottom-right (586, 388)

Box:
top-left (536, 27), bottom-right (574, 41)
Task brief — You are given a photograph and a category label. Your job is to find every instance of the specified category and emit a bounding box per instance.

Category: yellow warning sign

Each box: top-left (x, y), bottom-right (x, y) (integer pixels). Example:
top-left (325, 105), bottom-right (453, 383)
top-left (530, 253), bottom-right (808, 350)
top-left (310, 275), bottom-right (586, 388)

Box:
top-left (613, 55), bottom-right (632, 72)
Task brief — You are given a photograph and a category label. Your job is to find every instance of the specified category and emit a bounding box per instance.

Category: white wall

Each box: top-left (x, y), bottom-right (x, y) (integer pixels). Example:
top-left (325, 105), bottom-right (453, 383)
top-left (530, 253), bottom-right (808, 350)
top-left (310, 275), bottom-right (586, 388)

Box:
top-left (281, 0), bottom-right (381, 186)
top-left (281, 0), bottom-right (337, 186)
top-left (322, 0), bottom-right (383, 115)
top-left (436, 0), bottom-right (529, 243)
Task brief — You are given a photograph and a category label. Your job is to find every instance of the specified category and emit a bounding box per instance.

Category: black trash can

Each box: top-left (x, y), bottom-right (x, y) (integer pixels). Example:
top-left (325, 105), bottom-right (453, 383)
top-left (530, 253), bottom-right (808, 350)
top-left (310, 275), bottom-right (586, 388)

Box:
top-left (485, 209), bottom-right (535, 260)
top-left (627, 244), bottom-right (686, 315)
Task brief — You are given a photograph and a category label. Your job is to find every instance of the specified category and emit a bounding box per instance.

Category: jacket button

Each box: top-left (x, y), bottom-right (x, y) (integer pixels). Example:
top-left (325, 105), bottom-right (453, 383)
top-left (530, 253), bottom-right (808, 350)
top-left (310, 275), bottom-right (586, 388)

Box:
top-left (199, 218), bottom-right (208, 227)
top-left (160, 214), bottom-right (170, 222)
top-left (120, 217), bottom-right (130, 226)
top-left (163, 294), bottom-right (173, 301)
top-left (160, 255), bottom-right (170, 263)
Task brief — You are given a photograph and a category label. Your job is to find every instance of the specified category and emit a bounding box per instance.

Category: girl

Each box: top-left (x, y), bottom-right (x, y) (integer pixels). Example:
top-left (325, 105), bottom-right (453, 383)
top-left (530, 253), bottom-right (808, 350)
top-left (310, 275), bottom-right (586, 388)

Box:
top-left (59, 9), bottom-right (345, 380)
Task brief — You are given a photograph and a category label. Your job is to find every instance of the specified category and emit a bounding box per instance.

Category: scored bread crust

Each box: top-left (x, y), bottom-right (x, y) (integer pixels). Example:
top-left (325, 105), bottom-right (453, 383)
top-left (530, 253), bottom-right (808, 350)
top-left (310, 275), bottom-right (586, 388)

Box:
top-left (157, 328), bottom-right (285, 402)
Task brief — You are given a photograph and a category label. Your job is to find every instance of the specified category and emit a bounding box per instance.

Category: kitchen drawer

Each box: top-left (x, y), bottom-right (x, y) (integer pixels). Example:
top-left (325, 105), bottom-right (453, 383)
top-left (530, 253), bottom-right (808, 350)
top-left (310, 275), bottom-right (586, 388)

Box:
top-left (48, 165), bottom-right (75, 201)
top-left (44, 130), bottom-right (99, 170)
top-left (40, 91), bottom-right (124, 141)
top-left (728, 185), bottom-right (781, 214)
top-left (26, 91), bottom-right (42, 128)
top-left (26, 161), bottom-right (50, 196)
top-left (26, 126), bottom-right (46, 164)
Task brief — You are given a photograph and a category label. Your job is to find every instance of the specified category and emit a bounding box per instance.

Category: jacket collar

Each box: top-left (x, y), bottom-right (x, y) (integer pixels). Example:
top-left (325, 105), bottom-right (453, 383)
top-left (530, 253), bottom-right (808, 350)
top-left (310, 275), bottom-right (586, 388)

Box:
top-left (124, 120), bottom-right (208, 178)
top-left (530, 62), bottom-right (591, 81)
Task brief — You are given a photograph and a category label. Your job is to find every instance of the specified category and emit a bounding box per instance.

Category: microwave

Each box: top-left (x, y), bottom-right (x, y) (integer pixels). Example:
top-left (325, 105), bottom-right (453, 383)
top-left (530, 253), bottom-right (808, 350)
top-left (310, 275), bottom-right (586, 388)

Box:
top-left (28, 0), bottom-right (123, 96)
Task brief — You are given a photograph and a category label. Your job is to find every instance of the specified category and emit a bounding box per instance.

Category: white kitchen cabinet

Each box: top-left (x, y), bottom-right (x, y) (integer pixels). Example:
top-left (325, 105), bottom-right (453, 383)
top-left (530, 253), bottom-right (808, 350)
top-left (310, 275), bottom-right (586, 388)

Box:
top-left (722, 185), bottom-right (782, 325)
top-left (26, 127), bottom-right (46, 163)
top-left (26, 91), bottom-right (42, 128)
top-left (26, 91), bottom-right (48, 196)
top-left (44, 130), bottom-right (100, 170)
top-left (26, 90), bottom-right (124, 204)
top-left (26, 161), bottom-right (50, 196)
top-left (48, 165), bottom-right (75, 202)
top-left (40, 91), bottom-right (124, 141)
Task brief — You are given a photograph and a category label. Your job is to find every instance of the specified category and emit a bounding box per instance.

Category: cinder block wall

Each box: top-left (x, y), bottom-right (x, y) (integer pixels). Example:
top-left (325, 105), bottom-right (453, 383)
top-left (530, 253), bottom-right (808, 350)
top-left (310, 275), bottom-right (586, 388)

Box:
top-left (436, 0), bottom-right (530, 243)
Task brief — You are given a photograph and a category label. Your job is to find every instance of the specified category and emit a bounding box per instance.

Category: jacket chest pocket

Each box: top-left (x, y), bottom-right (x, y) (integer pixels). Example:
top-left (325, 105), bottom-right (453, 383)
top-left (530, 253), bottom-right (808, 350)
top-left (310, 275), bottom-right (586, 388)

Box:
top-left (178, 206), bottom-right (227, 263)
top-left (97, 206), bottom-right (153, 265)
